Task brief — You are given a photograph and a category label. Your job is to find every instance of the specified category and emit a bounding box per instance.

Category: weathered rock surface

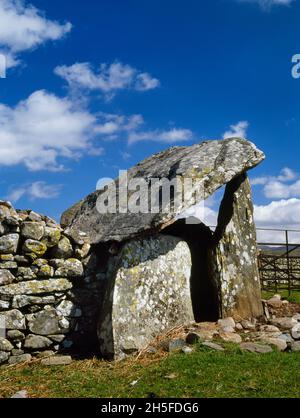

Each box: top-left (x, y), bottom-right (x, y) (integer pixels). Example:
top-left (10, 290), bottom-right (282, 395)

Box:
top-left (24, 335), bottom-right (52, 350)
top-left (240, 342), bottom-right (272, 354)
top-left (98, 235), bottom-right (194, 359)
top-left (0, 279), bottom-right (73, 295)
top-left (62, 138), bottom-right (264, 244)
top-left (212, 174), bottom-right (263, 319)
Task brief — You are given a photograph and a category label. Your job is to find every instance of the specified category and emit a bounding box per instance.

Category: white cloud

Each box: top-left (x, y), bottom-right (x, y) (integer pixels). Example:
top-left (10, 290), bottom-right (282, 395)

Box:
top-left (0, 90), bottom-right (99, 171)
top-left (223, 121), bottom-right (249, 139)
top-left (128, 128), bottom-right (193, 145)
top-left (237, 0), bottom-right (294, 10)
top-left (0, 0), bottom-right (71, 68)
top-left (0, 90), bottom-right (193, 170)
top-left (252, 167), bottom-right (300, 199)
top-left (254, 198), bottom-right (300, 243)
top-left (54, 61), bottom-right (160, 98)
top-left (7, 181), bottom-right (62, 203)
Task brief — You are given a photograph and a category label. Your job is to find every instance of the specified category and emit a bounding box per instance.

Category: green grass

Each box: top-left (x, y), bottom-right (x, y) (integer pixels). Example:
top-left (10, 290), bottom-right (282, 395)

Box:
top-left (1, 344), bottom-right (300, 398)
top-left (262, 290), bottom-right (300, 303)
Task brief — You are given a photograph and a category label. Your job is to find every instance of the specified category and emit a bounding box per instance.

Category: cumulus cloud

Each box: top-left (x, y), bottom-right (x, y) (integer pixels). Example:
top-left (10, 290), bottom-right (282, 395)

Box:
top-left (0, 0), bottom-right (71, 68)
top-left (54, 61), bottom-right (160, 99)
top-left (252, 167), bottom-right (300, 198)
top-left (0, 90), bottom-right (193, 171)
top-left (223, 121), bottom-right (249, 139)
top-left (237, 0), bottom-right (295, 11)
top-left (0, 90), bottom-right (99, 171)
top-left (7, 181), bottom-right (62, 203)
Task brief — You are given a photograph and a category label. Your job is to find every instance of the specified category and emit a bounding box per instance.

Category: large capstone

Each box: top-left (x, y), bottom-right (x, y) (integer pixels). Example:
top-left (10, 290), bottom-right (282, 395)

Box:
top-left (62, 138), bottom-right (264, 244)
top-left (98, 235), bottom-right (193, 359)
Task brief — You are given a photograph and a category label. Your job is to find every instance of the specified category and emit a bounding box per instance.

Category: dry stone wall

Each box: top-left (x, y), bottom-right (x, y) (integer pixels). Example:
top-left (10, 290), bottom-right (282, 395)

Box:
top-left (0, 200), bottom-right (104, 365)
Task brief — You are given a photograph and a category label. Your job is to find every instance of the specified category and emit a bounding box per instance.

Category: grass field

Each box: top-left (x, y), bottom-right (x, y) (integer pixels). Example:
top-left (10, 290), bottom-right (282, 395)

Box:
top-left (262, 290), bottom-right (300, 303)
top-left (0, 343), bottom-right (299, 398)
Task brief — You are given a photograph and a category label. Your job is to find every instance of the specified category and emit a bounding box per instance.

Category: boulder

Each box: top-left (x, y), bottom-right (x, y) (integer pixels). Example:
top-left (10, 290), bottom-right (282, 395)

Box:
top-left (98, 235), bottom-right (194, 359)
top-left (8, 354), bottom-right (32, 365)
top-left (0, 351), bottom-right (9, 364)
top-left (202, 342), bottom-right (224, 351)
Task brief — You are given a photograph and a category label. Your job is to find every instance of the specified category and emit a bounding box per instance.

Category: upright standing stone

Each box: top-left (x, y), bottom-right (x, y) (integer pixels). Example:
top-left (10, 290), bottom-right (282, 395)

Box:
top-left (98, 235), bottom-right (193, 359)
top-left (212, 174), bottom-right (263, 319)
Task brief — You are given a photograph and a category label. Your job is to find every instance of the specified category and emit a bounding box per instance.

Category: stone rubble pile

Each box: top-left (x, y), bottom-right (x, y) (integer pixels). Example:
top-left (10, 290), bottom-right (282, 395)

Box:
top-left (0, 200), bottom-right (103, 366)
top-left (147, 295), bottom-right (300, 356)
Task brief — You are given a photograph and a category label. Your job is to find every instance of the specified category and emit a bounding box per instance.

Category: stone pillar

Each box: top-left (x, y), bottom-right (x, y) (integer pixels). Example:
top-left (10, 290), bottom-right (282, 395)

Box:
top-left (212, 174), bottom-right (263, 320)
top-left (97, 235), bottom-right (193, 359)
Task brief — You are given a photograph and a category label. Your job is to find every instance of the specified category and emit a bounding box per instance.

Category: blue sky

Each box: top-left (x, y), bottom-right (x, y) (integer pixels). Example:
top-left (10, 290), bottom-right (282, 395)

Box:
top-left (0, 0), bottom-right (300, 238)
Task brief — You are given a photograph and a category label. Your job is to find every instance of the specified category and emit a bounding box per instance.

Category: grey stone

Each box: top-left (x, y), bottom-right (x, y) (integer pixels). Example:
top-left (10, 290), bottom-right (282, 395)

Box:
top-left (0, 279), bottom-right (72, 296)
top-left (35, 350), bottom-right (55, 359)
top-left (241, 320), bottom-right (256, 330)
top-left (202, 342), bottom-right (224, 351)
top-left (41, 355), bottom-right (72, 366)
top-left (259, 325), bottom-right (280, 333)
top-left (0, 337), bottom-right (13, 351)
top-left (12, 295), bottom-right (56, 309)
top-left (278, 333), bottom-right (294, 344)
top-left (2, 309), bottom-right (25, 330)
top-left (24, 335), bottom-right (52, 350)
top-left (54, 259), bottom-right (83, 277)
top-left (37, 264), bottom-right (54, 278)
top-left (0, 351), bottom-right (9, 364)
top-left (11, 390), bottom-right (28, 398)
top-left (61, 138), bottom-right (264, 244)
top-left (22, 239), bottom-right (47, 256)
top-left (7, 330), bottom-right (25, 342)
top-left (270, 317), bottom-right (298, 330)
top-left (219, 331), bottom-right (242, 344)
top-left (181, 346), bottom-right (193, 354)
top-left (218, 317), bottom-right (235, 329)
top-left (258, 337), bottom-right (287, 351)
top-left (168, 339), bottom-right (186, 352)
top-left (212, 175), bottom-right (263, 319)
top-left (21, 221), bottom-right (45, 240)
top-left (0, 233), bottom-right (19, 254)
top-left (0, 300), bottom-right (10, 309)
top-left (291, 341), bottom-right (300, 352)
top-left (16, 267), bottom-right (36, 280)
top-left (28, 309), bottom-right (68, 335)
top-left (8, 354), bottom-right (32, 365)
top-left (240, 342), bottom-right (272, 353)
top-left (0, 261), bottom-right (18, 269)
top-left (292, 313), bottom-right (300, 322)
top-left (42, 226), bottom-right (61, 248)
top-left (11, 349), bottom-right (24, 355)
top-left (0, 269), bottom-right (15, 286)
top-left (98, 235), bottom-right (194, 359)
top-left (48, 334), bottom-right (65, 343)
top-left (51, 237), bottom-right (73, 259)
top-left (291, 323), bottom-right (300, 340)
top-left (56, 300), bottom-right (81, 317)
